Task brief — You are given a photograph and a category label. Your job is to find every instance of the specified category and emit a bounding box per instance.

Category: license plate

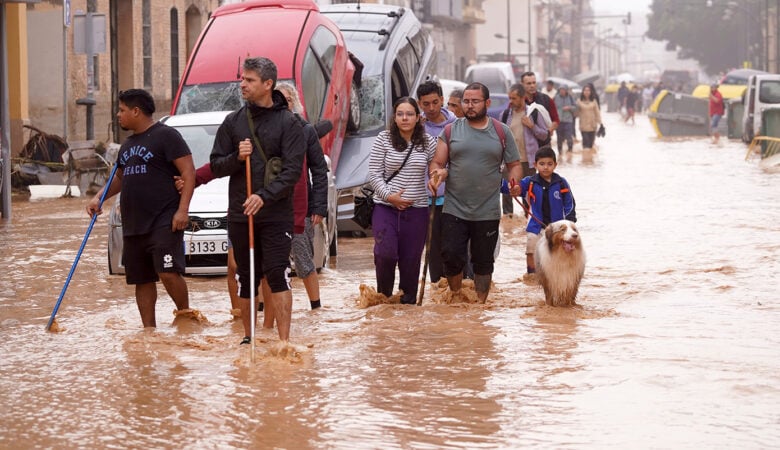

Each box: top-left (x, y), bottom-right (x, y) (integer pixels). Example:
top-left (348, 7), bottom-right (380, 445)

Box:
top-left (185, 239), bottom-right (229, 255)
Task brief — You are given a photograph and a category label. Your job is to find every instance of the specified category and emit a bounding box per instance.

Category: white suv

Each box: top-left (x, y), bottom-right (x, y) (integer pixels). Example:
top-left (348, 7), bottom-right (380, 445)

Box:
top-left (107, 111), bottom-right (337, 275)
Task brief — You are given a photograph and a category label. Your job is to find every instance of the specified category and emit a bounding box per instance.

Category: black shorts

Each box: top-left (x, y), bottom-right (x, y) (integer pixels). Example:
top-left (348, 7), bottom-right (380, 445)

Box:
top-left (123, 227), bottom-right (185, 285)
top-left (229, 220), bottom-right (293, 297)
top-left (439, 213), bottom-right (499, 276)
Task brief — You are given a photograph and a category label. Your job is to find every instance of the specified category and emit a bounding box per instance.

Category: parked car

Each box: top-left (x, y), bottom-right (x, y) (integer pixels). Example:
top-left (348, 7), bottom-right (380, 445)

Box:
top-left (107, 112), bottom-right (338, 275)
top-left (439, 78), bottom-right (467, 101)
top-left (487, 93), bottom-right (510, 120)
top-left (171, 0), bottom-right (358, 187)
top-left (321, 3), bottom-right (436, 234)
top-left (741, 74), bottom-right (780, 143)
top-left (544, 76), bottom-right (582, 98)
top-left (464, 62), bottom-right (516, 94)
top-left (720, 68), bottom-right (768, 86)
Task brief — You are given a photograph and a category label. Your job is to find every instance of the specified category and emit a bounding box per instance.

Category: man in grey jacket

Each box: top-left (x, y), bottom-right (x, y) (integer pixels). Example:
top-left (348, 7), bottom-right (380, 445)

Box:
top-left (554, 85), bottom-right (577, 160)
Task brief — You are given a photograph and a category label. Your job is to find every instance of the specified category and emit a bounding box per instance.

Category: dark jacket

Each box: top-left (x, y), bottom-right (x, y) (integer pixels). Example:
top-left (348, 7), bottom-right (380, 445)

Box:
top-left (210, 90), bottom-right (305, 224)
top-left (296, 115), bottom-right (329, 218)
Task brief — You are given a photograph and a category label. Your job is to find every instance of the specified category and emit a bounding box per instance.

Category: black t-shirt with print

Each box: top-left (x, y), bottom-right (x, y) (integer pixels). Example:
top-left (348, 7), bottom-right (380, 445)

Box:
top-left (117, 122), bottom-right (191, 236)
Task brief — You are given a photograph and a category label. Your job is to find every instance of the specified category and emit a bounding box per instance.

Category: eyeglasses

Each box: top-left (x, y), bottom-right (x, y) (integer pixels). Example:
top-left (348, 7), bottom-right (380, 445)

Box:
top-left (395, 112), bottom-right (418, 118)
top-left (461, 99), bottom-right (485, 106)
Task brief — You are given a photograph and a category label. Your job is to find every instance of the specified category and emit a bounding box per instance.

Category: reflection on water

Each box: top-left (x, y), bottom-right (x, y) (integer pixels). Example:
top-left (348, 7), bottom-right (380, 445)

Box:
top-left (1, 114), bottom-right (779, 448)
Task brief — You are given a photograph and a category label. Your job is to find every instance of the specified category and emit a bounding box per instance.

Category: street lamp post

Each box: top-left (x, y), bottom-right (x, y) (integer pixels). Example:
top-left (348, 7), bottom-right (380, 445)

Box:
top-left (527, 0), bottom-right (532, 71)
top-left (505, 0), bottom-right (511, 63)
top-left (496, 33), bottom-right (529, 69)
top-left (497, 0), bottom-right (533, 72)
top-left (494, 0), bottom-right (512, 63)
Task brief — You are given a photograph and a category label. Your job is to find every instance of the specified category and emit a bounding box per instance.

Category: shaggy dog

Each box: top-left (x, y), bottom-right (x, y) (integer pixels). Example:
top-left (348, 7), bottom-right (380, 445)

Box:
top-left (534, 220), bottom-right (586, 306)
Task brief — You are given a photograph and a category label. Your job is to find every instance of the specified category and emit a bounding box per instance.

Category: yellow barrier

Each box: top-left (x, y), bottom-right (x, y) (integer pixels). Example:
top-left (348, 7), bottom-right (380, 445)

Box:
top-left (604, 82), bottom-right (635, 94)
top-left (745, 136), bottom-right (780, 160)
top-left (647, 90), bottom-right (668, 138)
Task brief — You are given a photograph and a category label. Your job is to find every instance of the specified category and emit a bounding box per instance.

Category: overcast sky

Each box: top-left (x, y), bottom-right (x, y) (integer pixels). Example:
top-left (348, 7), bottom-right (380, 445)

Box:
top-left (592, 0), bottom-right (651, 15)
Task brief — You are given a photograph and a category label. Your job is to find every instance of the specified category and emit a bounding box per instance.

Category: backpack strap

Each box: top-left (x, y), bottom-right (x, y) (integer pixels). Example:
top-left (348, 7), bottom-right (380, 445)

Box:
top-left (527, 180), bottom-right (536, 206)
top-left (490, 117), bottom-right (506, 151)
top-left (444, 122), bottom-right (453, 147)
top-left (501, 108), bottom-right (510, 124)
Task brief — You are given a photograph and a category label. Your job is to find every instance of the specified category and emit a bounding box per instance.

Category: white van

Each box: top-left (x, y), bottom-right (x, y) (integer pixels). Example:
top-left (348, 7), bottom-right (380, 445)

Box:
top-left (464, 62), bottom-right (516, 94)
top-left (741, 74), bottom-right (780, 142)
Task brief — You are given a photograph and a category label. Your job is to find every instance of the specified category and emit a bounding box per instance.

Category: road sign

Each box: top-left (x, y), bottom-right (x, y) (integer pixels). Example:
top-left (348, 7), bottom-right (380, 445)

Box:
top-left (73, 13), bottom-right (106, 54)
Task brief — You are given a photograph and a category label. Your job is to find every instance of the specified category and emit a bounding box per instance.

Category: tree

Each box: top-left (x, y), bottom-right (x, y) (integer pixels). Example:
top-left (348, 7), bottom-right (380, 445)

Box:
top-left (646, 0), bottom-right (764, 74)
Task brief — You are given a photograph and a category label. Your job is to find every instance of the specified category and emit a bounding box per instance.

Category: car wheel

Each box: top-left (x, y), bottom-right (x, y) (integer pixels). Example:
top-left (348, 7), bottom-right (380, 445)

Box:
top-left (347, 80), bottom-right (361, 132)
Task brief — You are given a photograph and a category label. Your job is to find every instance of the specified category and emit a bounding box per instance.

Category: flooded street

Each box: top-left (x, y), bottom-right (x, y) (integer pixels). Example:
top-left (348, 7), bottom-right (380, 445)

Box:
top-left (1, 112), bottom-right (779, 448)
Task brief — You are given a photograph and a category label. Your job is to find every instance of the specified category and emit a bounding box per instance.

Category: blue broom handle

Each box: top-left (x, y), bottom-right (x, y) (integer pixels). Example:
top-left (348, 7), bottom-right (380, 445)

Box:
top-left (46, 163), bottom-right (119, 331)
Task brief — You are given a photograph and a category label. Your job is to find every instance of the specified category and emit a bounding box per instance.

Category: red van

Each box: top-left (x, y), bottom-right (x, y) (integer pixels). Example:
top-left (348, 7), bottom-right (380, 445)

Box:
top-left (171, 0), bottom-right (359, 172)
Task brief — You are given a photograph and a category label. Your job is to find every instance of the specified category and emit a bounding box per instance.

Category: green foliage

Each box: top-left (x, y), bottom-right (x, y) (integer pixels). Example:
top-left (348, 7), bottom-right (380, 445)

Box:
top-left (647, 0), bottom-right (764, 74)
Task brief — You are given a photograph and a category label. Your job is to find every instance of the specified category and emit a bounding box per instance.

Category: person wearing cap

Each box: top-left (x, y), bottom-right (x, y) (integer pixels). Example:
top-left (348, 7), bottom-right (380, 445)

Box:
top-left (709, 84), bottom-right (725, 144)
top-left (554, 85), bottom-right (577, 161)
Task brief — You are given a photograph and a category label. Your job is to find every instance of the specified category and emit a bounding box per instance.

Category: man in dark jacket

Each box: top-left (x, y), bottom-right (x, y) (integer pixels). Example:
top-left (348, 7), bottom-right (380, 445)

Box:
top-left (210, 57), bottom-right (305, 345)
top-left (520, 72), bottom-right (559, 147)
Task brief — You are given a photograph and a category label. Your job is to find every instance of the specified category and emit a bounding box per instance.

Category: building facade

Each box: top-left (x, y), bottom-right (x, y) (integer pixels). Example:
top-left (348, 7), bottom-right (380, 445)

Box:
top-left (4, 0), bottom-right (220, 155)
top-left (4, 0), bottom-right (489, 156)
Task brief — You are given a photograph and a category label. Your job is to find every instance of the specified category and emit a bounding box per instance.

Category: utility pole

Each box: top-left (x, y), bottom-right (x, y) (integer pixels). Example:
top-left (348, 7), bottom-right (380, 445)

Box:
top-left (1, 0), bottom-right (11, 219)
top-left (572, 0), bottom-right (582, 76)
top-left (506, 0), bottom-right (511, 63)
top-left (527, 0), bottom-right (532, 71)
top-left (74, 0), bottom-right (100, 140)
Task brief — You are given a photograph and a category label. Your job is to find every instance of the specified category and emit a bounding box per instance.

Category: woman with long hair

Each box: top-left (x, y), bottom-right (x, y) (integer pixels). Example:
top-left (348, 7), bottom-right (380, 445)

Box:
top-left (577, 84), bottom-right (602, 153)
top-left (368, 97), bottom-right (437, 304)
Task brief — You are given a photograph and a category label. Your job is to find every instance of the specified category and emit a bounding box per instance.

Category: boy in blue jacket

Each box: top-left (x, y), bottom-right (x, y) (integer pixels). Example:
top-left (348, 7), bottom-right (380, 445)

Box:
top-left (503, 147), bottom-right (577, 277)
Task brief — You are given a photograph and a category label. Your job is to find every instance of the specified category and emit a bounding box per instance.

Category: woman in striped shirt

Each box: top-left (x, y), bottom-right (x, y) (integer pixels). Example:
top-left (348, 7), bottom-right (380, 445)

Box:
top-left (369, 97), bottom-right (438, 304)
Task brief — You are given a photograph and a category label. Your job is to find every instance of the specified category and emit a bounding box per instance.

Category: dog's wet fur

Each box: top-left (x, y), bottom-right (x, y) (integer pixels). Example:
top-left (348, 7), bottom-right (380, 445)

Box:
top-left (534, 220), bottom-right (586, 306)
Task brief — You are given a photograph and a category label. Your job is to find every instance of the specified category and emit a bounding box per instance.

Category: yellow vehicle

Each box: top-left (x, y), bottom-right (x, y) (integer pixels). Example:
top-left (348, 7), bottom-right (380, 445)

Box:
top-left (691, 84), bottom-right (746, 100)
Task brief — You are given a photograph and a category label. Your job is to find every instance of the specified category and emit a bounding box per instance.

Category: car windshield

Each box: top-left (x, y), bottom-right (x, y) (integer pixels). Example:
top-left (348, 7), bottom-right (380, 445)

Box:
top-left (759, 80), bottom-right (780, 104)
top-left (722, 76), bottom-right (747, 86)
top-left (324, 11), bottom-right (391, 133)
top-left (357, 74), bottom-right (386, 131)
top-left (468, 69), bottom-right (507, 94)
top-left (173, 124), bottom-right (220, 168)
top-left (175, 79), bottom-right (295, 114)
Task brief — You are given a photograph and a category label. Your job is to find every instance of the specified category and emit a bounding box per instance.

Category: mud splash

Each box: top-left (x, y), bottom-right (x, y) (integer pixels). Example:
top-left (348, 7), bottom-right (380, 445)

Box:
top-left (355, 283), bottom-right (402, 308)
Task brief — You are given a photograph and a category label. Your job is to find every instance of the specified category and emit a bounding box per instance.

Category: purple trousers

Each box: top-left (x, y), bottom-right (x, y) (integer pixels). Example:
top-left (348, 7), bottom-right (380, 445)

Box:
top-left (372, 203), bottom-right (429, 302)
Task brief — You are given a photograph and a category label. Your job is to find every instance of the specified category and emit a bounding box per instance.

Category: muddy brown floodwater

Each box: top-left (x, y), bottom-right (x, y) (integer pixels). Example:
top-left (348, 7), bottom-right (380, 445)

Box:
top-left (1, 114), bottom-right (779, 448)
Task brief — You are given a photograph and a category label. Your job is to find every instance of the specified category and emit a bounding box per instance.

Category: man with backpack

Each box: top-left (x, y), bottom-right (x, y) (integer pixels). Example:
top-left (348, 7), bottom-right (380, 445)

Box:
top-left (429, 82), bottom-right (522, 304)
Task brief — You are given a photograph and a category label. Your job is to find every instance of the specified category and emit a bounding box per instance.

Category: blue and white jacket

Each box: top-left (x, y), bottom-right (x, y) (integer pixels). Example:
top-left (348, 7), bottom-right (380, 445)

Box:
top-left (504, 172), bottom-right (576, 234)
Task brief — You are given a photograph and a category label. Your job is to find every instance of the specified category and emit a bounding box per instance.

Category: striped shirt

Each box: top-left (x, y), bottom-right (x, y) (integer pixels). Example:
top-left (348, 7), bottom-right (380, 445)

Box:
top-left (368, 130), bottom-right (437, 209)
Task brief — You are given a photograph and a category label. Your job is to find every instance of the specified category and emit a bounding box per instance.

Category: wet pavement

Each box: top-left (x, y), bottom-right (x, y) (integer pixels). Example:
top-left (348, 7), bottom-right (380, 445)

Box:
top-left (1, 112), bottom-right (779, 448)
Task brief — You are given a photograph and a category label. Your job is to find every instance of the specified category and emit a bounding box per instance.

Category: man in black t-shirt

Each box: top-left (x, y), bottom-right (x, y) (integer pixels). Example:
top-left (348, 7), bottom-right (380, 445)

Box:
top-left (87, 89), bottom-right (197, 328)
